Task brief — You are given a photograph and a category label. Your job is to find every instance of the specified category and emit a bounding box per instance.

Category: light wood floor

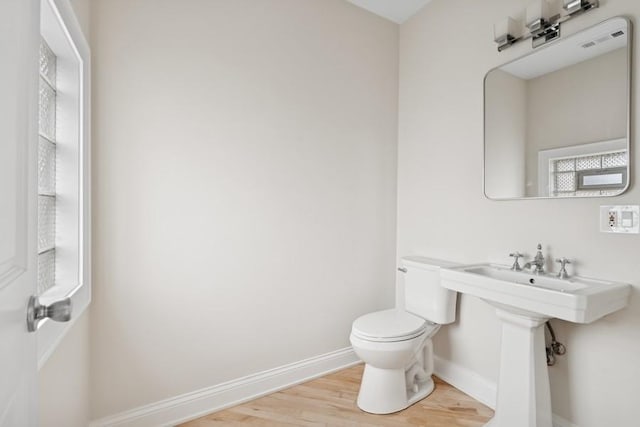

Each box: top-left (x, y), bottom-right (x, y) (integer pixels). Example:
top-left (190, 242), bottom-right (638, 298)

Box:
top-left (179, 364), bottom-right (493, 426)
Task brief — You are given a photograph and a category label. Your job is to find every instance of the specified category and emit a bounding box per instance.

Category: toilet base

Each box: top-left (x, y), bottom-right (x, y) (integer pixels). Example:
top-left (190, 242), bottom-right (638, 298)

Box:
top-left (356, 364), bottom-right (435, 414)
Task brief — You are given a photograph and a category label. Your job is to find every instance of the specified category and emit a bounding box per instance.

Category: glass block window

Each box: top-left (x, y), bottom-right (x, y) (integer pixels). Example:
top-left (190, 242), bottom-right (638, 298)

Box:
top-left (549, 150), bottom-right (627, 197)
top-left (38, 39), bottom-right (57, 295)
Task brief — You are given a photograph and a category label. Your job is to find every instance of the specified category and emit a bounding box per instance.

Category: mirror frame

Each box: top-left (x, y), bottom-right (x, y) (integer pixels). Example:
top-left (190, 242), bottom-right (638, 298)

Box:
top-left (483, 16), bottom-right (633, 201)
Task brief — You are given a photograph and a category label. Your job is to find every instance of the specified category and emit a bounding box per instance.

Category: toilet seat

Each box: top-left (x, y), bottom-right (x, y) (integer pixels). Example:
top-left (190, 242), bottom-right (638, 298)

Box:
top-left (351, 309), bottom-right (437, 343)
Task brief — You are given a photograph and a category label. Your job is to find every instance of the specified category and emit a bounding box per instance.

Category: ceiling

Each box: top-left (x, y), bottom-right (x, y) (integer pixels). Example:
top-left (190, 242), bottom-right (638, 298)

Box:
top-left (500, 18), bottom-right (628, 80)
top-left (346, 0), bottom-right (432, 24)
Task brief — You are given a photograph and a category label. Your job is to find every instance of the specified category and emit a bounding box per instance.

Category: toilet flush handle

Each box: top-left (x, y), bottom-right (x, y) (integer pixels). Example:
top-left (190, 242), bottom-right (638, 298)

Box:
top-left (398, 267), bottom-right (408, 273)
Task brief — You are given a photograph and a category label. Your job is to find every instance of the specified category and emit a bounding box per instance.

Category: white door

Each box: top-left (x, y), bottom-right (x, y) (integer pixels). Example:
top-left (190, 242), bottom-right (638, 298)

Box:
top-left (0, 0), bottom-right (40, 425)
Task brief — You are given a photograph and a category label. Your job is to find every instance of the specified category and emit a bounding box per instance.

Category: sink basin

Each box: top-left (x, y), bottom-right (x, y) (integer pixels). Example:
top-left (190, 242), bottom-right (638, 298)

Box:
top-left (441, 263), bottom-right (631, 323)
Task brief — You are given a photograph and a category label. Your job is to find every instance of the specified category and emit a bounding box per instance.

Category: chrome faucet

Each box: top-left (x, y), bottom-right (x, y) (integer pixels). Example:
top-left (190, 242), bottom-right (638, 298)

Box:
top-left (523, 243), bottom-right (545, 275)
top-left (555, 257), bottom-right (572, 279)
top-left (509, 252), bottom-right (523, 271)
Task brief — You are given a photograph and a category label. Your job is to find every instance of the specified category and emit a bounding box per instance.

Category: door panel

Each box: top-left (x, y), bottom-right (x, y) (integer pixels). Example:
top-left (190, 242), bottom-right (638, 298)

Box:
top-left (0, 0), bottom-right (40, 425)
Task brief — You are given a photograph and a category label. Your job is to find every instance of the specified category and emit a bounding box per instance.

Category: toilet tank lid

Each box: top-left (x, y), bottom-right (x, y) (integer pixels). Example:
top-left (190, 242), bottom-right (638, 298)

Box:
top-left (401, 256), bottom-right (460, 270)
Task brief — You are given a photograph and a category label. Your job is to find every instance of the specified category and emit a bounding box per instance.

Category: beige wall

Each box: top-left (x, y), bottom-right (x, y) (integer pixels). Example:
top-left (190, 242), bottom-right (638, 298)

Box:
top-left (89, 0), bottom-right (398, 418)
top-left (69, 0), bottom-right (90, 42)
top-left (38, 1), bottom-right (92, 426)
top-left (399, 1), bottom-right (640, 426)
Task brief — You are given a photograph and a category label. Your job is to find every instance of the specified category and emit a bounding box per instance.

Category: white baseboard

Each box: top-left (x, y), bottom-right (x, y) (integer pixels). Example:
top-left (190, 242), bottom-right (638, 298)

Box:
top-left (89, 347), bottom-right (360, 427)
top-left (90, 349), bottom-right (578, 427)
top-left (552, 414), bottom-right (579, 427)
top-left (433, 356), bottom-right (578, 427)
top-left (433, 355), bottom-right (497, 409)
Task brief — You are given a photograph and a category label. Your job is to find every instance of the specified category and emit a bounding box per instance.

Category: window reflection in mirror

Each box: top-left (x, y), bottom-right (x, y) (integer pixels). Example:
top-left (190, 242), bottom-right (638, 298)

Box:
top-left (484, 17), bottom-right (631, 200)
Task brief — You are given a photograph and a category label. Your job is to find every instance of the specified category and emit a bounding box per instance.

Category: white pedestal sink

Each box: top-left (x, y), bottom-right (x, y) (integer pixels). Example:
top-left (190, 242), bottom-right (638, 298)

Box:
top-left (440, 264), bottom-right (631, 427)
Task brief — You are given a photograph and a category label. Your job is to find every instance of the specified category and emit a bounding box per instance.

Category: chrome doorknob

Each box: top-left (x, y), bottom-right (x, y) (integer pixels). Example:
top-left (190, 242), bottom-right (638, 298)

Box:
top-left (27, 296), bottom-right (72, 332)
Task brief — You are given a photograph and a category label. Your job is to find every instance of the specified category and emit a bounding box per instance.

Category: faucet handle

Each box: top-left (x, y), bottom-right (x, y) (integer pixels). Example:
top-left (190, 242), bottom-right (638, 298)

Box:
top-left (555, 258), bottom-right (571, 279)
top-left (509, 252), bottom-right (523, 271)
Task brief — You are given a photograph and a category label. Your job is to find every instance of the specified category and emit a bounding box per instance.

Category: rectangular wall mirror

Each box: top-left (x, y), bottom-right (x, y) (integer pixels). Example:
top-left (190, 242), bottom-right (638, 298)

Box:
top-left (484, 17), bottom-right (631, 200)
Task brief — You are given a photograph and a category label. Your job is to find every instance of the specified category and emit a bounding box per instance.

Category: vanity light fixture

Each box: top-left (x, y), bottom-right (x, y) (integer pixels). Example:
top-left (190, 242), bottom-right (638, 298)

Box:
top-left (494, 0), bottom-right (599, 52)
top-left (564, 0), bottom-right (599, 15)
top-left (526, 0), bottom-right (553, 35)
top-left (494, 17), bottom-right (519, 51)
top-left (527, 0), bottom-right (562, 48)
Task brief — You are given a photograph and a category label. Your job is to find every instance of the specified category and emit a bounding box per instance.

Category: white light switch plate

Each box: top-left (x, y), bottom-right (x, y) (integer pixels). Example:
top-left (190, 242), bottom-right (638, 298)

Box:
top-left (600, 205), bottom-right (639, 234)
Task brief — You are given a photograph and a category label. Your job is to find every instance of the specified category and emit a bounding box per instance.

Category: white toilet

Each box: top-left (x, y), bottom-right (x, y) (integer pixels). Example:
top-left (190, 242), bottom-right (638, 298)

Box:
top-left (349, 257), bottom-right (458, 414)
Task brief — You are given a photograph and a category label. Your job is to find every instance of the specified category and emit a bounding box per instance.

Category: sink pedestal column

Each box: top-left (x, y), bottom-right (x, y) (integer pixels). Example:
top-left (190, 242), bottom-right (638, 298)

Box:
top-left (486, 308), bottom-right (552, 427)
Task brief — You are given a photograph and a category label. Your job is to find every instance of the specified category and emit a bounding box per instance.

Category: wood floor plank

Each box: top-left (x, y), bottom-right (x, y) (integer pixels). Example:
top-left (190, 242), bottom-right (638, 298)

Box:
top-left (179, 364), bottom-right (493, 426)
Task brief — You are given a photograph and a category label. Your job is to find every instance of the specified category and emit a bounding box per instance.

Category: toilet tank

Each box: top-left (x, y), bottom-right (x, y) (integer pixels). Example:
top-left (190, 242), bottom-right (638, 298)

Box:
top-left (400, 256), bottom-right (458, 324)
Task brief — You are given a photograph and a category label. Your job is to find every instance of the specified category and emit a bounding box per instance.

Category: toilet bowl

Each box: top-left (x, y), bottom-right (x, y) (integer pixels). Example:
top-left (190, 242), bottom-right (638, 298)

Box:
top-left (350, 309), bottom-right (440, 414)
top-left (350, 257), bottom-right (458, 415)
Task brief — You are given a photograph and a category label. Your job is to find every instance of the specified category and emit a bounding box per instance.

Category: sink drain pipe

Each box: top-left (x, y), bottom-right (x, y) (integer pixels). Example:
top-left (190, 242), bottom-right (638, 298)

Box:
top-left (545, 321), bottom-right (566, 366)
